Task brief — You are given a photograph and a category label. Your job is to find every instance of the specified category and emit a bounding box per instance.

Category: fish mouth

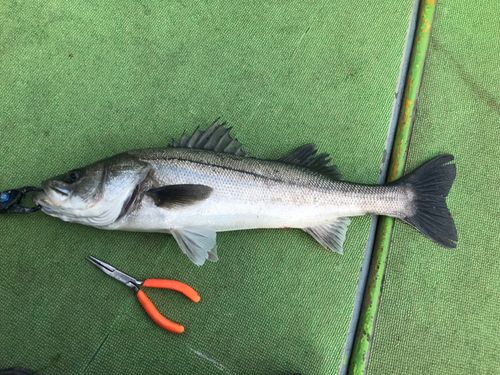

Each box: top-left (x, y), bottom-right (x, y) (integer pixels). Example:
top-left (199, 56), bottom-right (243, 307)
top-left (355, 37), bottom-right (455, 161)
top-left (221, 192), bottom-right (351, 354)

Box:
top-left (33, 192), bottom-right (59, 216)
top-left (34, 180), bottom-right (69, 204)
top-left (33, 185), bottom-right (66, 215)
top-left (53, 186), bottom-right (70, 196)
top-left (41, 206), bottom-right (56, 214)
top-left (33, 191), bottom-right (48, 207)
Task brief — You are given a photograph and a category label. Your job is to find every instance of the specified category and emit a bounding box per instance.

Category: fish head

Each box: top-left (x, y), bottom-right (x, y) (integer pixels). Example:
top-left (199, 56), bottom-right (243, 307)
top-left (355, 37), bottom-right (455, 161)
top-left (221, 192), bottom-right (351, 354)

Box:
top-left (34, 153), bottom-right (151, 226)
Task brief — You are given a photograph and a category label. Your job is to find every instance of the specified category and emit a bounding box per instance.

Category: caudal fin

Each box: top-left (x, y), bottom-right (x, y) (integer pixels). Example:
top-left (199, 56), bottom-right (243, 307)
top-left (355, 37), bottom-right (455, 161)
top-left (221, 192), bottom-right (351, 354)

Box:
top-left (394, 154), bottom-right (458, 248)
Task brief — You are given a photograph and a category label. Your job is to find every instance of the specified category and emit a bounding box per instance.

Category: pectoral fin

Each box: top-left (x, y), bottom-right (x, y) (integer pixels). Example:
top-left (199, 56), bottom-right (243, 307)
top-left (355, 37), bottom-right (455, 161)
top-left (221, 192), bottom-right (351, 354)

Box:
top-left (171, 227), bottom-right (218, 266)
top-left (146, 184), bottom-right (213, 209)
top-left (304, 217), bottom-right (351, 255)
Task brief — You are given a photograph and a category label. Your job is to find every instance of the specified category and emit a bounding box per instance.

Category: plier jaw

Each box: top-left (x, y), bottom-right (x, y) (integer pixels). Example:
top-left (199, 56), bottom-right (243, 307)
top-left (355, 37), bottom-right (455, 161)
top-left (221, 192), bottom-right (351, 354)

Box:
top-left (0, 186), bottom-right (43, 214)
top-left (86, 256), bottom-right (143, 291)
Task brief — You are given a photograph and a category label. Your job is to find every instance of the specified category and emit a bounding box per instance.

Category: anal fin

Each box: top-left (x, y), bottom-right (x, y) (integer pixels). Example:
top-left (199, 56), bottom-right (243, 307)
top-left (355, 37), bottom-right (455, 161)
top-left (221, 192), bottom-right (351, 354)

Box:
top-left (304, 217), bottom-right (351, 255)
top-left (171, 227), bottom-right (218, 266)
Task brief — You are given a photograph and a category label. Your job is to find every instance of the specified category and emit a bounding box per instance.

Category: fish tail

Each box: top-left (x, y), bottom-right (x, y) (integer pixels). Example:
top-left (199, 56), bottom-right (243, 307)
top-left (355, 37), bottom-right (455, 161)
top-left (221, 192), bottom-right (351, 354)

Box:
top-left (393, 154), bottom-right (458, 248)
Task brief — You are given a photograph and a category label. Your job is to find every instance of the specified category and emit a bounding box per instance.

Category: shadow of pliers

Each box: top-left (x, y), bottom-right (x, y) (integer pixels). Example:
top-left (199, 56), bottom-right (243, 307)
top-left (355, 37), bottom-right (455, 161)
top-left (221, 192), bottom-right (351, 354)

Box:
top-left (0, 186), bottom-right (43, 214)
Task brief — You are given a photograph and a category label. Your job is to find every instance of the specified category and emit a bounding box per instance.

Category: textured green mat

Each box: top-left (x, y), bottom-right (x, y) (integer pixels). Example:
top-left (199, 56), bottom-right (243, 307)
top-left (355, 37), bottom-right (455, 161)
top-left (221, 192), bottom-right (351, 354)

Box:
top-left (0, 1), bottom-right (412, 374)
top-left (368, 1), bottom-right (500, 374)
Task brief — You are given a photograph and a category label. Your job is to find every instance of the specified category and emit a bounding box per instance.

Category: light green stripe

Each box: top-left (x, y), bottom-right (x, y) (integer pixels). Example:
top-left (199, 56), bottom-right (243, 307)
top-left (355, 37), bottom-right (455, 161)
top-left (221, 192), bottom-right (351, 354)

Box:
top-left (348, 1), bottom-right (437, 373)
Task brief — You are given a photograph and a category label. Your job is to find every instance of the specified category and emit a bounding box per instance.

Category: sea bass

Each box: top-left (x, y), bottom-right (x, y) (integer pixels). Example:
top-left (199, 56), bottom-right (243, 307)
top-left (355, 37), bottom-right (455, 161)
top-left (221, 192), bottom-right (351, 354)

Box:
top-left (34, 119), bottom-right (458, 265)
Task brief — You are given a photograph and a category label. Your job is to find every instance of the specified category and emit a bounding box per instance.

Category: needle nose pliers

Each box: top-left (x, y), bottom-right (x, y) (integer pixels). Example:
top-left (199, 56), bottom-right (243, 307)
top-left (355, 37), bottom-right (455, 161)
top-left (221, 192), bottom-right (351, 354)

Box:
top-left (86, 255), bottom-right (200, 334)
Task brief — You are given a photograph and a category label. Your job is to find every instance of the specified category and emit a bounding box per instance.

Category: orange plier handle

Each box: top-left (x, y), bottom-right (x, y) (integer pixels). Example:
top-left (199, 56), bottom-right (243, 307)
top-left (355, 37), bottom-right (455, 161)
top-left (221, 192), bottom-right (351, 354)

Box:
top-left (136, 279), bottom-right (200, 334)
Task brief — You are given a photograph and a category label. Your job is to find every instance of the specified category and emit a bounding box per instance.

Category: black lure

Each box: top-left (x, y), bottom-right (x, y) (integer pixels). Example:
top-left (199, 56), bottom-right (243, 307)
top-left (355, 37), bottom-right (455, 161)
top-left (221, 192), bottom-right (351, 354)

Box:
top-left (0, 186), bottom-right (43, 214)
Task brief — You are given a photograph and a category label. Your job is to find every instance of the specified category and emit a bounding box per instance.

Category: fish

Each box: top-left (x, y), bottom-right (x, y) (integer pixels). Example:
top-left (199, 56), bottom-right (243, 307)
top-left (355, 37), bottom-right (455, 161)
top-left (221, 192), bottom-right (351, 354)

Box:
top-left (33, 119), bottom-right (458, 265)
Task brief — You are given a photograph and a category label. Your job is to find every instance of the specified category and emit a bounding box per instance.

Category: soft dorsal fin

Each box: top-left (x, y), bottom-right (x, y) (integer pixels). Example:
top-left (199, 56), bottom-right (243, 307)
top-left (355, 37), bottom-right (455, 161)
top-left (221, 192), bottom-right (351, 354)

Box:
top-left (172, 118), bottom-right (249, 157)
top-left (277, 144), bottom-right (343, 180)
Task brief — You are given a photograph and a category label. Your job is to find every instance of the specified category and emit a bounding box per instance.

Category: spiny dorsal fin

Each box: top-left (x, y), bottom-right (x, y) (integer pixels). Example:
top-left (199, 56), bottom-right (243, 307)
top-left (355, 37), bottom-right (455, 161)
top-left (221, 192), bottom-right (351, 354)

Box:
top-left (277, 144), bottom-right (343, 180)
top-left (172, 118), bottom-right (249, 157)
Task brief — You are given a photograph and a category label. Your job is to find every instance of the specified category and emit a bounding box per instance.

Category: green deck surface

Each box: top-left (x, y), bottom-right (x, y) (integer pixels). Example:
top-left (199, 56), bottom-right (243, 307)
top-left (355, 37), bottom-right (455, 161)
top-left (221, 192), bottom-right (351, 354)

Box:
top-left (368, 1), bottom-right (500, 374)
top-left (0, 1), bottom-right (413, 374)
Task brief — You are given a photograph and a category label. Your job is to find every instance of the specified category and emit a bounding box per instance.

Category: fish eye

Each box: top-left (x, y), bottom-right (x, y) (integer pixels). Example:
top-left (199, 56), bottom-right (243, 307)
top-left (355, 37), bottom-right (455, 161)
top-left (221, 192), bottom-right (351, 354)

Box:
top-left (63, 170), bottom-right (83, 184)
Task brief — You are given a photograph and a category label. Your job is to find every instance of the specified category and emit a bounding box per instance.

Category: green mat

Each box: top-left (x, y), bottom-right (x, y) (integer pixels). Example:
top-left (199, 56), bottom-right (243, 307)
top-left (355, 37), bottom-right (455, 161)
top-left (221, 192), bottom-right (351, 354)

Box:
top-left (368, 1), bottom-right (500, 374)
top-left (0, 1), bottom-right (413, 374)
